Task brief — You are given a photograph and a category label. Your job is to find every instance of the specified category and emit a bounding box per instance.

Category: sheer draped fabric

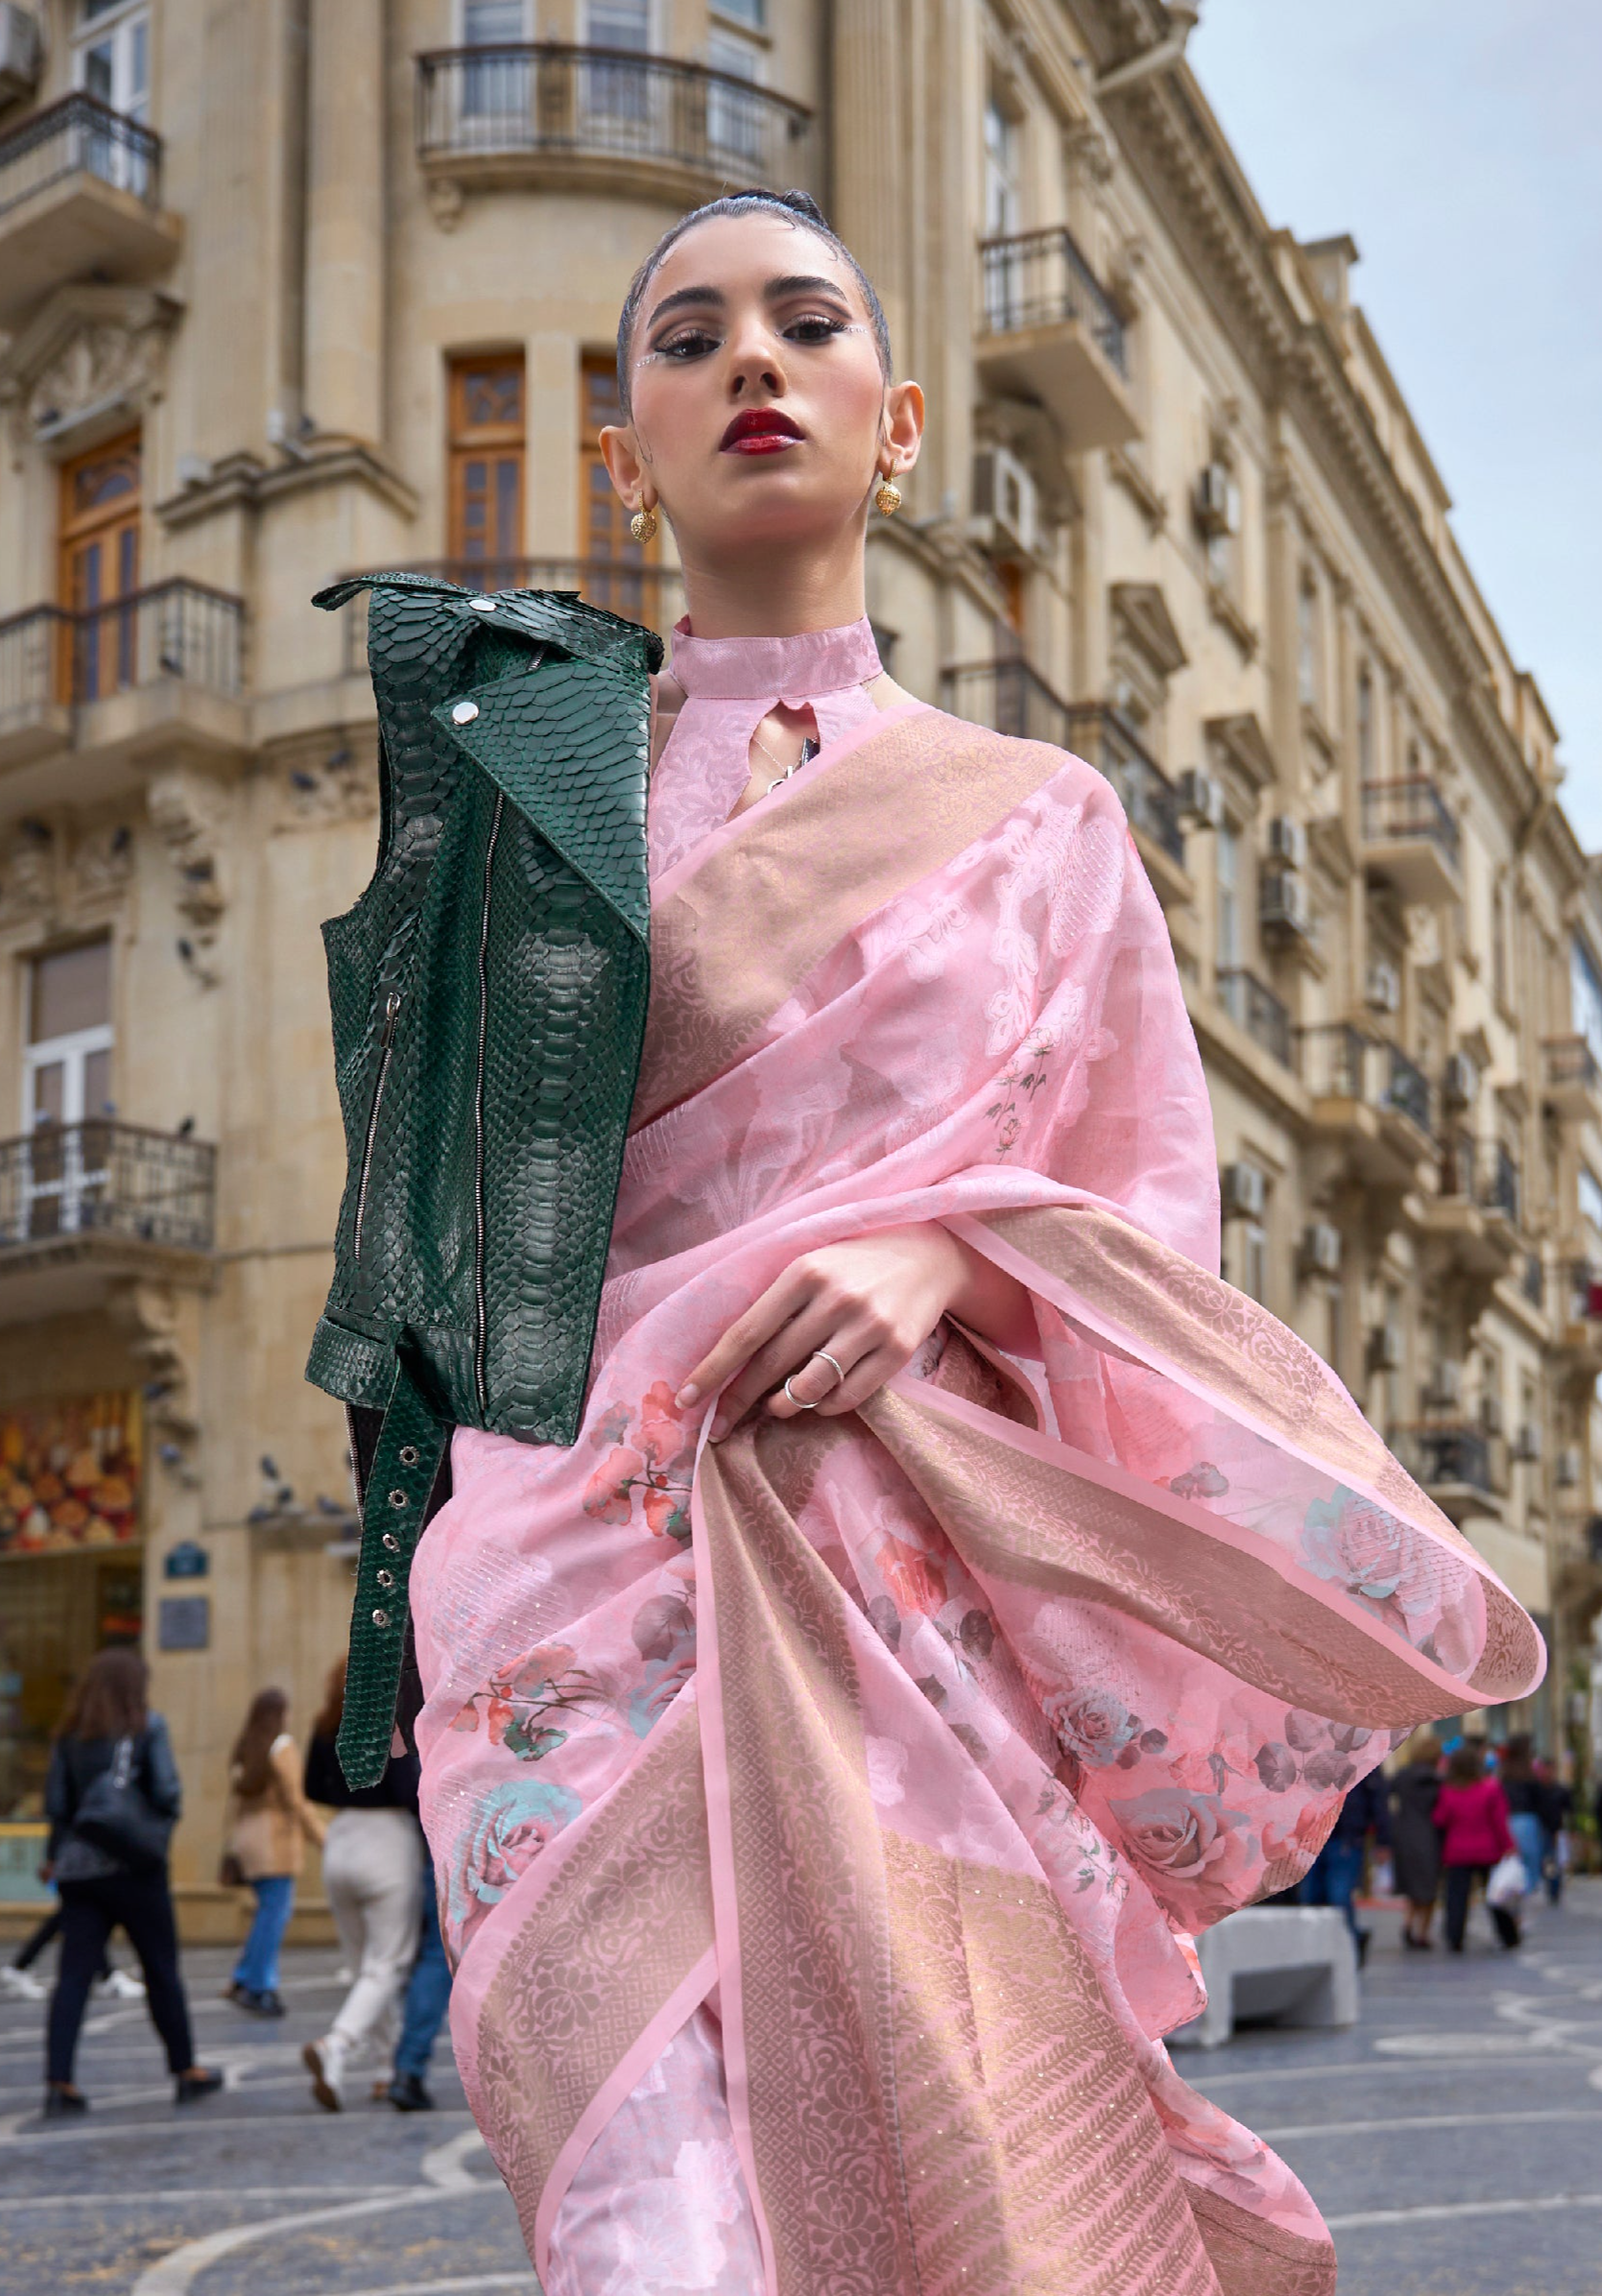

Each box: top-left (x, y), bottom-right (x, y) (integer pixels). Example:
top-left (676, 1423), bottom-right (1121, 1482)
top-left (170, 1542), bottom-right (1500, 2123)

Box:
top-left (409, 702), bottom-right (1542, 2296)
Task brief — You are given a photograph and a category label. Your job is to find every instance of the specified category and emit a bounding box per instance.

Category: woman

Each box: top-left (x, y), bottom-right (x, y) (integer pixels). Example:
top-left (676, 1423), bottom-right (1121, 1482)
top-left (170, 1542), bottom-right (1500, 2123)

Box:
top-left (223, 1686), bottom-right (325, 2016)
top-left (42, 1648), bottom-right (222, 2117)
top-left (300, 1657), bottom-right (423, 2112)
top-left (1435, 1740), bottom-right (1520, 1951)
top-left (1388, 1728), bottom-right (1444, 1949)
top-left (1496, 1733), bottom-right (1545, 1899)
top-left (382, 191), bottom-right (1542, 2294)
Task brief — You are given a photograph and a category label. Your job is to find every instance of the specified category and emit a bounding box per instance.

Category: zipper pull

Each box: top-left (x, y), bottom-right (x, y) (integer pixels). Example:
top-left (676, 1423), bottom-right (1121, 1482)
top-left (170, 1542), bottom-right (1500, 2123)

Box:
top-left (380, 991), bottom-right (401, 1047)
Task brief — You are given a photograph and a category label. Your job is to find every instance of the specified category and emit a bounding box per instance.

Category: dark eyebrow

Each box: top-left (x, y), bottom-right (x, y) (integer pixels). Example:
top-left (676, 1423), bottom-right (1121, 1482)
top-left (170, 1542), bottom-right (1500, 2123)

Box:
top-left (764, 274), bottom-right (852, 304)
top-left (645, 283), bottom-right (726, 329)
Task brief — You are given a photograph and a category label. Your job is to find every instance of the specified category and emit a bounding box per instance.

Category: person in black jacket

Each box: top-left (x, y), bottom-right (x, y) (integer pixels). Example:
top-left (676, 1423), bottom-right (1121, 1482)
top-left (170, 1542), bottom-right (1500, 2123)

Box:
top-left (42, 1648), bottom-right (222, 2119)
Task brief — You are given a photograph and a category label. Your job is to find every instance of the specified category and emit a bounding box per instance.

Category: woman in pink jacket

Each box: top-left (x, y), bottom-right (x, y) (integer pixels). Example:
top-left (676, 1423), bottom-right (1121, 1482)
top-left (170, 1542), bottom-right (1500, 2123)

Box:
top-left (1435, 1740), bottom-right (1520, 1950)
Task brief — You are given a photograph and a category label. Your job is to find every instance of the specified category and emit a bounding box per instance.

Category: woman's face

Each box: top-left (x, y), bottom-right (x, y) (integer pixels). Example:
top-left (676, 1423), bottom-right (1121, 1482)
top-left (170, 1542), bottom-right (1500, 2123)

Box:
top-left (602, 211), bottom-right (922, 568)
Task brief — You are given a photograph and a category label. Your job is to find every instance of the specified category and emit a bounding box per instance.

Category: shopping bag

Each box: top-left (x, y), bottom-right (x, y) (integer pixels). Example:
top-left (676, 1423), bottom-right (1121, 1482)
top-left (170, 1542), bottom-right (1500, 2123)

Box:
top-left (1486, 1851), bottom-right (1526, 1909)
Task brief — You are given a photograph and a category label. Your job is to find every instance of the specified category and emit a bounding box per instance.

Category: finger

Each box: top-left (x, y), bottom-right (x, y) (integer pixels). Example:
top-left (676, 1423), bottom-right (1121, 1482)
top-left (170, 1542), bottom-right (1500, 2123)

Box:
top-left (713, 1304), bottom-right (852, 1437)
top-left (763, 1338), bottom-right (856, 1418)
top-left (679, 1267), bottom-right (815, 1409)
top-left (813, 1342), bottom-right (915, 1418)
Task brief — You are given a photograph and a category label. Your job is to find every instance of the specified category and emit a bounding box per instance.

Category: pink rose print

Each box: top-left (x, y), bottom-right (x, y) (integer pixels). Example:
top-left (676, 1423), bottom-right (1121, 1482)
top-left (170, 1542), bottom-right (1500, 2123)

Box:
top-left (1300, 1488), bottom-right (1437, 1637)
top-left (584, 1381), bottom-right (695, 1542)
top-left (1109, 1786), bottom-right (1246, 1883)
top-left (1047, 1689), bottom-right (1140, 1769)
top-left (877, 1535), bottom-right (947, 1615)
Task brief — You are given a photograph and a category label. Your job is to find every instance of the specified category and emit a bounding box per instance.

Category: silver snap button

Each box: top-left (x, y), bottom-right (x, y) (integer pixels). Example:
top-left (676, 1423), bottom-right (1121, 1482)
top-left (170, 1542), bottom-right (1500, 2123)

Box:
top-left (371, 1608), bottom-right (390, 1629)
top-left (389, 1488), bottom-right (409, 1509)
top-left (451, 700), bottom-right (480, 725)
top-left (376, 1568), bottom-right (395, 1589)
top-left (398, 1445), bottom-right (419, 1467)
top-left (382, 1532), bottom-right (399, 1552)
top-left (468, 596), bottom-right (498, 613)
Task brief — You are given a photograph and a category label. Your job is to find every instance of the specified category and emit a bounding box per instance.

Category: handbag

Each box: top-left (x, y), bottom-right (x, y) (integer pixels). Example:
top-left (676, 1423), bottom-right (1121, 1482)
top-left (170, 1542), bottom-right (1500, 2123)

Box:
top-left (217, 1851), bottom-right (246, 1889)
top-left (72, 1735), bottom-right (174, 1875)
top-left (1486, 1850), bottom-right (1526, 1909)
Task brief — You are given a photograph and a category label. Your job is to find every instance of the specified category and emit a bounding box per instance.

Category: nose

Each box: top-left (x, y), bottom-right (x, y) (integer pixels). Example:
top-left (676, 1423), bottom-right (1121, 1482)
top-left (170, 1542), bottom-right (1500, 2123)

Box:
top-left (723, 311), bottom-right (786, 400)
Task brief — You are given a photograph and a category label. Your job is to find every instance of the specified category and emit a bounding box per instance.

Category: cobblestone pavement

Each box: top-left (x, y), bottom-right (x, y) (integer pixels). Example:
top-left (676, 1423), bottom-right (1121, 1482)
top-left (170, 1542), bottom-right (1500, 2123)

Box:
top-left (2, 1883), bottom-right (1600, 2293)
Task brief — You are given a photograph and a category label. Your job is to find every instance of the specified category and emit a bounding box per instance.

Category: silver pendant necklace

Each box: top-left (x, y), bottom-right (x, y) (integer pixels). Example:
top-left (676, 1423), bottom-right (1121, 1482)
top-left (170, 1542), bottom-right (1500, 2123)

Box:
top-left (752, 730), bottom-right (820, 795)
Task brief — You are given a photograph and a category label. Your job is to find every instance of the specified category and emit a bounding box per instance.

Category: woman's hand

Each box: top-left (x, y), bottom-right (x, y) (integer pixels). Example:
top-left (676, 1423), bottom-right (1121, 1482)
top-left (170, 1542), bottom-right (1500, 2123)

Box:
top-left (678, 1223), bottom-right (1035, 1441)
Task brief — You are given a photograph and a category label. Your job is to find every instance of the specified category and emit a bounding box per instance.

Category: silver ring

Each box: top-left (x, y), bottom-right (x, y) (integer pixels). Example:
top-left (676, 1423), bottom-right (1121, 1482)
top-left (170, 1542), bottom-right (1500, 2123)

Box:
top-left (810, 1351), bottom-right (845, 1391)
top-left (782, 1375), bottom-right (818, 1411)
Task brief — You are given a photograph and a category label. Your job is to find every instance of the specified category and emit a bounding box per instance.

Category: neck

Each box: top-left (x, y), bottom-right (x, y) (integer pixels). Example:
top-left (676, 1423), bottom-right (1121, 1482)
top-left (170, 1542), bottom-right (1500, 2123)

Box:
top-left (672, 520), bottom-right (869, 640)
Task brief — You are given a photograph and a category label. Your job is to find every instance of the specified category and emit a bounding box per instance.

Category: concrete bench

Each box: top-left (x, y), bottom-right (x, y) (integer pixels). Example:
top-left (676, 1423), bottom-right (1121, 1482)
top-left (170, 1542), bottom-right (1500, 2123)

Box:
top-left (1167, 1906), bottom-right (1358, 2050)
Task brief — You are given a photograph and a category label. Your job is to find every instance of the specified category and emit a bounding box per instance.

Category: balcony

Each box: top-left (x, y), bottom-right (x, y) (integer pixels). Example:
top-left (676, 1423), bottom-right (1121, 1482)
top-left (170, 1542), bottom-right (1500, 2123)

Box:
top-left (975, 227), bottom-right (1137, 452)
top-left (1064, 705), bottom-right (1186, 873)
top-left (0, 582), bottom-right (248, 797)
top-left (0, 94), bottom-right (179, 327)
top-left (1389, 1422), bottom-right (1501, 1523)
top-left (0, 1121), bottom-right (214, 1325)
top-left (1297, 1023), bottom-right (1434, 1185)
top-left (1543, 1034), bottom-right (1602, 1122)
top-left (1554, 1260), bottom-right (1602, 1382)
top-left (1360, 776), bottom-right (1462, 906)
top-left (1440, 1136), bottom-right (1520, 1227)
top-left (1216, 969), bottom-right (1292, 1068)
top-left (415, 44), bottom-right (814, 210)
top-left (338, 557), bottom-right (684, 676)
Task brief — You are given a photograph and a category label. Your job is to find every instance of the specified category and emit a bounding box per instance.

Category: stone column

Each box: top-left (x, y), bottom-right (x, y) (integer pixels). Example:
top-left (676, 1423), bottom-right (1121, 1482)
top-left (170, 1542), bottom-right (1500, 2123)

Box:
top-left (303, 0), bottom-right (385, 446)
top-left (830, 0), bottom-right (909, 365)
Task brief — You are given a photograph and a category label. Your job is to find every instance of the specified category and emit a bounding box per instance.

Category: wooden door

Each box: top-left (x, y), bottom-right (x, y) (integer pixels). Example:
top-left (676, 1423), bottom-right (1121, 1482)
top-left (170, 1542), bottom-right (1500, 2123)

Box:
top-left (447, 353), bottom-right (525, 583)
top-left (58, 431), bottom-right (142, 704)
top-left (580, 351), bottom-right (657, 620)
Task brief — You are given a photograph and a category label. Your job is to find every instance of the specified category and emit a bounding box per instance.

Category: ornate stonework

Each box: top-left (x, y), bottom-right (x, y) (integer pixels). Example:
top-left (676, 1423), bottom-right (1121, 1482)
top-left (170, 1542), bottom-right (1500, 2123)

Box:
top-left (0, 286), bottom-right (182, 459)
top-left (146, 770), bottom-right (227, 942)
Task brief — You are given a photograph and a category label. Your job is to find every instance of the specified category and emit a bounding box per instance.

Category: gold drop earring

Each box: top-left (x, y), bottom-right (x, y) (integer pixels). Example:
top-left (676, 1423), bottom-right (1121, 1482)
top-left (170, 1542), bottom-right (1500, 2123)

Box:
top-left (873, 468), bottom-right (902, 517)
top-left (631, 502), bottom-right (658, 543)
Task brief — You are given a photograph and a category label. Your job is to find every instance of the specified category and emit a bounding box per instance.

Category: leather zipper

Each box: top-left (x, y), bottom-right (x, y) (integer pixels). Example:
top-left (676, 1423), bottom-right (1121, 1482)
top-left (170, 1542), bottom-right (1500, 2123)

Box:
top-left (472, 793), bottom-right (505, 1418)
top-left (352, 990), bottom-right (402, 1263)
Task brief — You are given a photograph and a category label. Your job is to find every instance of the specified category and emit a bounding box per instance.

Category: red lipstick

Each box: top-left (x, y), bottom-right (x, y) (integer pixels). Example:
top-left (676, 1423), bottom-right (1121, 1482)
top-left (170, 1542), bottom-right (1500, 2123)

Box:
top-left (720, 408), bottom-right (804, 455)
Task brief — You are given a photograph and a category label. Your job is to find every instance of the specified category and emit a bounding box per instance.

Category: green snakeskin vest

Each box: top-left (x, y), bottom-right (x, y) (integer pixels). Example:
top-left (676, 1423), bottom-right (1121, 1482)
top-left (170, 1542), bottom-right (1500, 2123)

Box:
top-left (307, 573), bottom-right (659, 1782)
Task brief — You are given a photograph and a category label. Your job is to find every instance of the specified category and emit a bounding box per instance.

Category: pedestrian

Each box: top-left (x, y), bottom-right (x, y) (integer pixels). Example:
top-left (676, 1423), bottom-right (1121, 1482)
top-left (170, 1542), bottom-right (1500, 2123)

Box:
top-left (300, 1656), bottom-right (422, 2112)
top-left (1388, 1727), bottom-right (1444, 1949)
top-left (1296, 1768), bottom-right (1389, 1963)
top-left (1496, 1734), bottom-right (1545, 1900)
top-left (1534, 1758), bottom-right (1574, 1906)
top-left (40, 1648), bottom-right (223, 2117)
top-left (383, 1862), bottom-right (452, 2112)
top-left (222, 1686), bottom-right (325, 2017)
top-left (1435, 1738), bottom-right (1520, 1951)
top-left (4, 1903), bottom-right (143, 2002)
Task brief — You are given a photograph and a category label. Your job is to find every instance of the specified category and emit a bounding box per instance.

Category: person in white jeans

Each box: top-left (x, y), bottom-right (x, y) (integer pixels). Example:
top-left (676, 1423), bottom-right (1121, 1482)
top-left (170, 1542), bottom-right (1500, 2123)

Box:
top-left (301, 1662), bottom-right (425, 2113)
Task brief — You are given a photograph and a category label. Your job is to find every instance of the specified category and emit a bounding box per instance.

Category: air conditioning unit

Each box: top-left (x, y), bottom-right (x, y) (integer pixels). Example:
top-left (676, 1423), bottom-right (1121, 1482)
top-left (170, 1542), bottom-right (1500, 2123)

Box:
top-left (1365, 960), bottom-right (1401, 1016)
top-left (1220, 1161), bottom-right (1266, 1219)
top-left (1259, 868), bottom-right (1313, 939)
top-left (1557, 1445), bottom-right (1582, 1490)
top-left (1425, 1359), bottom-right (1463, 1411)
top-left (1195, 462), bottom-right (1241, 537)
top-left (1176, 767), bottom-right (1225, 829)
top-left (1481, 1394), bottom-right (1504, 1437)
top-left (0, 5), bottom-right (40, 105)
top-left (1267, 816), bottom-right (1307, 871)
top-left (1301, 1221), bottom-right (1342, 1275)
top-left (1370, 1325), bottom-right (1402, 1372)
top-left (971, 445), bottom-right (1040, 559)
top-left (1516, 1421), bottom-right (1542, 1464)
top-left (1442, 1051), bottom-right (1476, 1109)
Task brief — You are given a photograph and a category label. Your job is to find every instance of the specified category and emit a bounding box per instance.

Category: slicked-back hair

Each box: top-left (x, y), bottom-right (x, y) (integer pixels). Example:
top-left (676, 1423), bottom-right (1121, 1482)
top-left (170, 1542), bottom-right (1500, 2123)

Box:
top-left (614, 188), bottom-right (893, 420)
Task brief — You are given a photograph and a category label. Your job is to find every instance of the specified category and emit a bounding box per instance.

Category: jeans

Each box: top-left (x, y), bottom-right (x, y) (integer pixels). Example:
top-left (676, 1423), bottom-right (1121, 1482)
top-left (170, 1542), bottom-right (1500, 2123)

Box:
top-left (1296, 1835), bottom-right (1366, 1941)
top-left (233, 1875), bottom-right (298, 1996)
top-left (48, 1873), bottom-right (193, 2084)
top-left (394, 1865), bottom-right (452, 2081)
top-left (1444, 1862), bottom-right (1519, 1950)
top-left (1508, 1811), bottom-right (1546, 1900)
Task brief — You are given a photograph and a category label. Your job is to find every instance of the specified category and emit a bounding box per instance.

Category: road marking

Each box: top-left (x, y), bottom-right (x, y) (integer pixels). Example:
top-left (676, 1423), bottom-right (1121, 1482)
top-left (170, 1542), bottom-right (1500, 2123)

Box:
top-left (129, 2181), bottom-right (500, 2296)
top-left (1261, 2107), bottom-right (1602, 2141)
top-left (0, 2186), bottom-right (411, 2210)
top-left (323, 2279), bottom-right (535, 2296)
top-left (1372, 2029), bottom-right (1566, 2056)
top-left (1194, 2051), bottom-right (1567, 2089)
top-left (0, 2106), bottom-right (474, 2147)
top-left (1327, 2191), bottom-right (1602, 2230)
top-left (421, 2125), bottom-right (488, 2187)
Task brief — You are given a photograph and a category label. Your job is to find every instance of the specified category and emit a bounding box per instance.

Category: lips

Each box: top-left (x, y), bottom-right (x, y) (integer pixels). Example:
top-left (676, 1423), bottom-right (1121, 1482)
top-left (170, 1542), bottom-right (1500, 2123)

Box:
top-left (720, 408), bottom-right (804, 455)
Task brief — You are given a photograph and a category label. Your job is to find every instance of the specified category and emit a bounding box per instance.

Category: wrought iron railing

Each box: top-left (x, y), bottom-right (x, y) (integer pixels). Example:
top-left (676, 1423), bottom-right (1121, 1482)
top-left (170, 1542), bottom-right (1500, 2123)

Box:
top-left (1439, 1134), bottom-right (1521, 1225)
top-left (416, 43), bottom-right (814, 184)
top-left (0, 91), bottom-right (162, 219)
top-left (0, 583), bottom-right (243, 719)
top-left (1360, 775), bottom-right (1462, 874)
top-left (1390, 1422), bottom-right (1493, 1495)
top-left (1216, 969), bottom-right (1292, 1068)
top-left (1295, 1024), bottom-right (1434, 1134)
top-left (337, 558), bottom-right (684, 673)
top-left (0, 1122), bottom-right (214, 1255)
top-left (1063, 705), bottom-right (1184, 862)
top-left (943, 655), bottom-right (1072, 748)
top-left (977, 226), bottom-right (1127, 377)
top-left (1521, 1251), bottom-right (1545, 1308)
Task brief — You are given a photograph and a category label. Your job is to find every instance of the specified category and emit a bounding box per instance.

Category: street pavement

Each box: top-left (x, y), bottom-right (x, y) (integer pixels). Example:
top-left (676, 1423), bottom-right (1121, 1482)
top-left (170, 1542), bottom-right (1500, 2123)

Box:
top-left (2, 1881), bottom-right (1600, 2293)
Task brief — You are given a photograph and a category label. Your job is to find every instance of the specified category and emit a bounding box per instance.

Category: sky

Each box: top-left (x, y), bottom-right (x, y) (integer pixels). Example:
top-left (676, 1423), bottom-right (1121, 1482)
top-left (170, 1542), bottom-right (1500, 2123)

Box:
top-left (1186, 0), bottom-right (1602, 846)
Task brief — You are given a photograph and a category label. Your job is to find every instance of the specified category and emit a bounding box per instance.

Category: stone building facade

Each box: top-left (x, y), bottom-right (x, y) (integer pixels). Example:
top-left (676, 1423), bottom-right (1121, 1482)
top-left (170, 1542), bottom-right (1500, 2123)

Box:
top-left (0, 0), bottom-right (1592, 1926)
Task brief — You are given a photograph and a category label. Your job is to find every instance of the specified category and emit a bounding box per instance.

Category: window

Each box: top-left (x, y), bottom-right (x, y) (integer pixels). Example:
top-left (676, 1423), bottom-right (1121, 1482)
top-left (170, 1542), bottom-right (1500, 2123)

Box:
top-left (1581, 1164), bottom-right (1602, 1240)
top-left (463, 0), bottom-right (527, 36)
top-left (76, 1), bottom-right (149, 143)
top-left (1215, 823), bottom-right (1241, 971)
top-left (983, 99), bottom-right (1019, 240)
top-left (1573, 937), bottom-right (1602, 1067)
top-left (1356, 662), bottom-right (1375, 781)
top-left (707, 28), bottom-right (763, 165)
top-left (446, 354), bottom-right (524, 577)
top-left (586, 1), bottom-right (651, 47)
top-left (711, 0), bottom-right (765, 25)
top-left (580, 353), bottom-right (657, 619)
top-left (460, 2), bottom-right (530, 125)
top-left (59, 430), bottom-right (141, 703)
top-left (22, 941), bottom-right (113, 1240)
top-left (585, 1), bottom-right (651, 121)
top-left (1297, 575), bottom-right (1318, 708)
top-left (1241, 1219), bottom-right (1268, 1306)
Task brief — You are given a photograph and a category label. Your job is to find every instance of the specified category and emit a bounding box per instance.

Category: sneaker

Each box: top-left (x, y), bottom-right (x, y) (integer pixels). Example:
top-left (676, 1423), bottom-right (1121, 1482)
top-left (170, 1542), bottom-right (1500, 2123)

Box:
top-left (254, 1989), bottom-right (286, 2019)
top-left (2, 1966), bottom-right (46, 2001)
top-left (41, 2084), bottom-right (88, 2119)
top-left (387, 2073), bottom-right (435, 2113)
top-left (97, 1969), bottom-right (146, 2000)
top-left (175, 2067), bottom-right (225, 2105)
top-left (303, 2036), bottom-right (347, 2113)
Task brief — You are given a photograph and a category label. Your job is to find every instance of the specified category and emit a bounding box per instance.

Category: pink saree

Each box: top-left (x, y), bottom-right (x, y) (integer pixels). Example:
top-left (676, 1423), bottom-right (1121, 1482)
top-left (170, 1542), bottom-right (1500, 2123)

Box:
top-left (409, 699), bottom-right (1542, 2296)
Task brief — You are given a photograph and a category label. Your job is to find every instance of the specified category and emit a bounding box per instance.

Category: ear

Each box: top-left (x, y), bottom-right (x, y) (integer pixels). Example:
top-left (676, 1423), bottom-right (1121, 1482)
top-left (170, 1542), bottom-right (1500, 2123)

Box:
top-left (599, 422), bottom-right (653, 512)
top-left (881, 380), bottom-right (925, 477)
